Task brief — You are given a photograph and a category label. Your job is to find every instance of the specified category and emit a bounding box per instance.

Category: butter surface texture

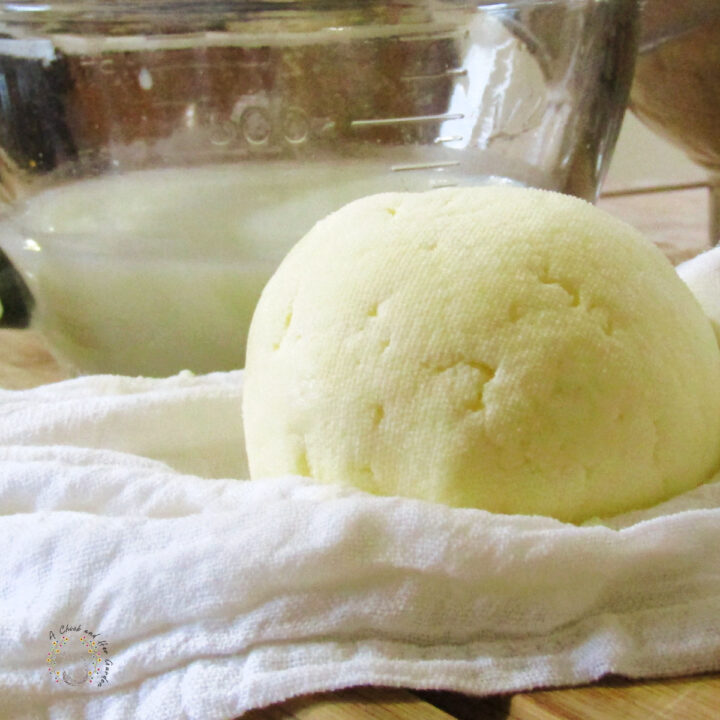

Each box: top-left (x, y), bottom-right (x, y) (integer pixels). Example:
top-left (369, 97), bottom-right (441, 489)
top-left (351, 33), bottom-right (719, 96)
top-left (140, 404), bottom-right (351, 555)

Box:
top-left (243, 186), bottom-right (720, 523)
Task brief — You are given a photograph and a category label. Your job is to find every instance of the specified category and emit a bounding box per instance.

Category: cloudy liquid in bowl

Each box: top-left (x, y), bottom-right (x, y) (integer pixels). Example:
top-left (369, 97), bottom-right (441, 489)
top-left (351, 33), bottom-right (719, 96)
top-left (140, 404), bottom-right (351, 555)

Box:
top-left (0, 160), bottom-right (521, 377)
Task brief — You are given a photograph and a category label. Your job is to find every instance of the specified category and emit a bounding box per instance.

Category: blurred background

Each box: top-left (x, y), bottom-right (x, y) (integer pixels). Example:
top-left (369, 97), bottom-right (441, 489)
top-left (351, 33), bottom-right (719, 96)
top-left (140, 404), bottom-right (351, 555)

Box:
top-left (601, 0), bottom-right (719, 264)
top-left (601, 113), bottom-right (709, 264)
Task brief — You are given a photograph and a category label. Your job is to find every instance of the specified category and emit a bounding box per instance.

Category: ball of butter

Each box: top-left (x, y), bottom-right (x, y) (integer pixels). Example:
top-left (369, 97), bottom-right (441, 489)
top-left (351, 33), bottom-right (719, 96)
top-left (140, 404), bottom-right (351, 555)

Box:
top-left (243, 186), bottom-right (720, 523)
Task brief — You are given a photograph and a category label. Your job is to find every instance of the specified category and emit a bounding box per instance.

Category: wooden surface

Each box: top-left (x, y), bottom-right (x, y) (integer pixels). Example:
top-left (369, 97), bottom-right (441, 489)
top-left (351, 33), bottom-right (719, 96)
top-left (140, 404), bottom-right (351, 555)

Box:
top-left (1, 187), bottom-right (718, 718)
top-left (240, 676), bottom-right (720, 720)
top-left (599, 185), bottom-right (711, 264)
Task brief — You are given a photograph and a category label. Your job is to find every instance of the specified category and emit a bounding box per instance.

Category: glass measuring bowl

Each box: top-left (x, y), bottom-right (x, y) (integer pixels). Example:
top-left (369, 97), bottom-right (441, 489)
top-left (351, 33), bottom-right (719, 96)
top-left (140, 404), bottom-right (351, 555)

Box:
top-left (0, 0), bottom-right (638, 377)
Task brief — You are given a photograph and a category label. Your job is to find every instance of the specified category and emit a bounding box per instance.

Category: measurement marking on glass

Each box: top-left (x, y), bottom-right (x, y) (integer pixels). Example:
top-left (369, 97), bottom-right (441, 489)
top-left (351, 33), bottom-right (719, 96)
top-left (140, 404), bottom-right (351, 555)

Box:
top-left (434, 135), bottom-right (464, 144)
top-left (351, 113), bottom-right (464, 128)
top-left (401, 68), bottom-right (468, 82)
top-left (391, 161), bottom-right (461, 172)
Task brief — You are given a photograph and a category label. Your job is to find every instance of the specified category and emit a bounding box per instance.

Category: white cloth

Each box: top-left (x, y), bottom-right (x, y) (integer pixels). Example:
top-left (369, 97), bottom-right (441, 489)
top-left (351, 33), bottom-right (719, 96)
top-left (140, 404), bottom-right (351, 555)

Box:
top-left (1, 370), bottom-right (720, 720)
top-left (677, 245), bottom-right (720, 343)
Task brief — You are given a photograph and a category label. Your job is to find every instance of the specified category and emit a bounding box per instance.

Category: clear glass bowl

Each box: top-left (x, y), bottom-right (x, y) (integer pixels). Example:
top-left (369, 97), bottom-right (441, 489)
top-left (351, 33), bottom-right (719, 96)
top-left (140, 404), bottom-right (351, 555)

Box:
top-left (0, 0), bottom-right (637, 376)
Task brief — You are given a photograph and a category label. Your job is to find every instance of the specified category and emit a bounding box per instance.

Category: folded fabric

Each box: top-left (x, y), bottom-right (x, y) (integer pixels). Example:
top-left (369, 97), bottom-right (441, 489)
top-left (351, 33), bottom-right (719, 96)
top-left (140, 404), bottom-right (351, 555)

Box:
top-left (1, 370), bottom-right (720, 720)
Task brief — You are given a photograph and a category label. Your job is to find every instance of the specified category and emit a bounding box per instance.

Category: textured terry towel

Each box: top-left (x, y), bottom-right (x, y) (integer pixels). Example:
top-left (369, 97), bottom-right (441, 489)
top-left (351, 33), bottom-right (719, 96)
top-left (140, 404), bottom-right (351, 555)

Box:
top-left (1, 370), bottom-right (720, 720)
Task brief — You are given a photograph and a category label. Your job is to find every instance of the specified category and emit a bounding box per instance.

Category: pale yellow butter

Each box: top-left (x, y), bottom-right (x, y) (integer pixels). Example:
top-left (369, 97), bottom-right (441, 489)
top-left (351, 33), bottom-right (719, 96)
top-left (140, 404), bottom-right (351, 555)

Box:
top-left (243, 186), bottom-right (720, 523)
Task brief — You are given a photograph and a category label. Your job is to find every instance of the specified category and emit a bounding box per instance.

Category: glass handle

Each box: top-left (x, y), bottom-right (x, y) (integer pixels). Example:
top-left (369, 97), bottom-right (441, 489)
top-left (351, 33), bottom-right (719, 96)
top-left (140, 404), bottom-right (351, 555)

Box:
top-left (0, 248), bottom-right (33, 328)
top-left (0, 147), bottom-right (32, 328)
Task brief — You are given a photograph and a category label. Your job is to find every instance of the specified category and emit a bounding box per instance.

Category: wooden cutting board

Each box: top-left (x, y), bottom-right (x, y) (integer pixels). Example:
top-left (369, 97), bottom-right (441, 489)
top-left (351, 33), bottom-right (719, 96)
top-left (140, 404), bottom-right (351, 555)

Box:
top-left (241, 676), bottom-right (720, 719)
top-left (1, 186), bottom-right (718, 718)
